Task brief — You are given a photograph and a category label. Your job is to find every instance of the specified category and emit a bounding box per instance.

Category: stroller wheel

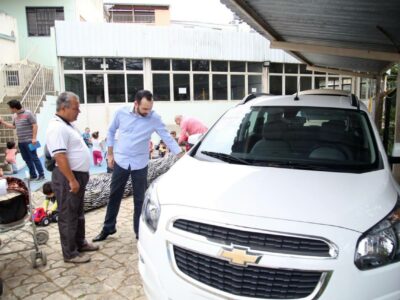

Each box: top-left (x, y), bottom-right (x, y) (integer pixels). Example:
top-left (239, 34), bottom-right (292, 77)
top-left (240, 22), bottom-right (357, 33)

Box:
top-left (30, 250), bottom-right (47, 268)
top-left (30, 251), bottom-right (38, 268)
top-left (36, 230), bottom-right (49, 245)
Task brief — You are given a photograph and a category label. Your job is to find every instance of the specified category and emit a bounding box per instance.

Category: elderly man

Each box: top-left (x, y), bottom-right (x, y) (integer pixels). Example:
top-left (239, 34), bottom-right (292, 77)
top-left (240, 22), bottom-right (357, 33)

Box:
top-left (93, 90), bottom-right (184, 242)
top-left (0, 99), bottom-right (45, 180)
top-left (174, 115), bottom-right (208, 145)
top-left (46, 92), bottom-right (98, 263)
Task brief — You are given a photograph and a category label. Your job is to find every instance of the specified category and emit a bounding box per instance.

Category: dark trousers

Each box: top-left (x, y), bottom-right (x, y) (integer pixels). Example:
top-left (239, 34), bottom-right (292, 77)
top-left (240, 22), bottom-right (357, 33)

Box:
top-left (18, 142), bottom-right (44, 178)
top-left (103, 162), bottom-right (148, 238)
top-left (52, 168), bottom-right (89, 259)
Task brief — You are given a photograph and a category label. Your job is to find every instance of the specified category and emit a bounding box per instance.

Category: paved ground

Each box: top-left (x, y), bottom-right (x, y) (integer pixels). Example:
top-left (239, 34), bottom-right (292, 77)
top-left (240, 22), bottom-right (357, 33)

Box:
top-left (0, 193), bottom-right (146, 299)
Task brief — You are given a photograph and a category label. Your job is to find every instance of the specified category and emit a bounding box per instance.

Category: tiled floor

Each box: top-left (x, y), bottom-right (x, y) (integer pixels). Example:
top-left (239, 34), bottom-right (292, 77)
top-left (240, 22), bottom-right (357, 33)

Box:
top-left (0, 193), bottom-right (146, 299)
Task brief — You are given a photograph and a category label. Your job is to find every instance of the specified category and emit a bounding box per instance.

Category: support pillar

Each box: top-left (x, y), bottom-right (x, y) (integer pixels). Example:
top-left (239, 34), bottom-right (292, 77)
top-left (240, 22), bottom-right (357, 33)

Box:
top-left (392, 73), bottom-right (400, 183)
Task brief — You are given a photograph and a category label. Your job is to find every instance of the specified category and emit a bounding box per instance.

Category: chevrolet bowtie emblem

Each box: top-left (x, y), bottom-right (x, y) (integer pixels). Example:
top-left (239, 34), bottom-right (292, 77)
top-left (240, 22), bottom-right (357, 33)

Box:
top-left (219, 246), bottom-right (262, 267)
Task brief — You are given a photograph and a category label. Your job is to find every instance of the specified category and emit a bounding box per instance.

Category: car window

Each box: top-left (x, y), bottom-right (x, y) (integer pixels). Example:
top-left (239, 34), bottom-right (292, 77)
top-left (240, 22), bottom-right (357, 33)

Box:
top-left (195, 105), bottom-right (380, 173)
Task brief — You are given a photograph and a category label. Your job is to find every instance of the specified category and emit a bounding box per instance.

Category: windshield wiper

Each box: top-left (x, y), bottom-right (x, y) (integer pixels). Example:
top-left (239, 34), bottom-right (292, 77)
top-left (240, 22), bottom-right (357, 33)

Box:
top-left (254, 160), bottom-right (328, 170)
top-left (201, 151), bottom-right (250, 165)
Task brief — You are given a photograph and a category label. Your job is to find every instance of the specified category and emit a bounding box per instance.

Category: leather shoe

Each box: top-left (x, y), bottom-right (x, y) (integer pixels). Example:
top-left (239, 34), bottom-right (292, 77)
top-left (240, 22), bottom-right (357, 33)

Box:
top-left (92, 229), bottom-right (116, 242)
top-left (64, 253), bottom-right (91, 263)
top-left (79, 242), bottom-right (99, 252)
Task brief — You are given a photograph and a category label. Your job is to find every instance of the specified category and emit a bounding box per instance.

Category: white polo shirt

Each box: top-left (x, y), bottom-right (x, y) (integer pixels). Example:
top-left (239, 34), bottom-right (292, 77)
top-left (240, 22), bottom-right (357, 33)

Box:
top-left (46, 115), bottom-right (90, 172)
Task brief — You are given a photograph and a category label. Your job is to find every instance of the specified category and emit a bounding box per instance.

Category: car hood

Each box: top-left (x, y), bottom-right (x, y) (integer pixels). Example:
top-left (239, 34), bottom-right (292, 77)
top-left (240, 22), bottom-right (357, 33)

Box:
top-left (156, 156), bottom-right (399, 232)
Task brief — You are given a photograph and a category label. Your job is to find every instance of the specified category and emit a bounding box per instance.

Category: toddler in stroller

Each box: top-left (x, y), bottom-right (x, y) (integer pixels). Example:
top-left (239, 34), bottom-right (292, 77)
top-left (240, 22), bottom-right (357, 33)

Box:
top-left (0, 176), bottom-right (48, 296)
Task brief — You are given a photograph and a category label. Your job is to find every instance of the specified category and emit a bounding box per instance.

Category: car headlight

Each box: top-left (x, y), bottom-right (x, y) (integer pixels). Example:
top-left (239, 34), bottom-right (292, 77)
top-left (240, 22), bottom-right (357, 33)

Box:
top-left (142, 184), bottom-right (161, 233)
top-left (355, 200), bottom-right (400, 270)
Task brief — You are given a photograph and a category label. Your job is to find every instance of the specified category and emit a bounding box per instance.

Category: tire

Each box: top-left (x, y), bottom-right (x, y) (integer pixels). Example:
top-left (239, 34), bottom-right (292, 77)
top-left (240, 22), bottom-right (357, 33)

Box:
top-left (0, 278), bottom-right (3, 296)
top-left (41, 218), bottom-right (50, 226)
top-left (36, 230), bottom-right (49, 245)
top-left (30, 251), bottom-right (37, 268)
top-left (38, 250), bottom-right (47, 266)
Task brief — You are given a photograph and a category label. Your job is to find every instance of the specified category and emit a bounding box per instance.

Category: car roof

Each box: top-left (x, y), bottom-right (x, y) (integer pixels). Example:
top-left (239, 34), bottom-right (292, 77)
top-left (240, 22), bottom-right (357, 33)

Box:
top-left (247, 90), bottom-right (368, 112)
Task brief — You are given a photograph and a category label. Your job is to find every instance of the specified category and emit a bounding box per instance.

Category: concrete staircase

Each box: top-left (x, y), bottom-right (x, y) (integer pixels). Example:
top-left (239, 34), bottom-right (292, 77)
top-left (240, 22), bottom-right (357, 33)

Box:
top-left (0, 64), bottom-right (55, 174)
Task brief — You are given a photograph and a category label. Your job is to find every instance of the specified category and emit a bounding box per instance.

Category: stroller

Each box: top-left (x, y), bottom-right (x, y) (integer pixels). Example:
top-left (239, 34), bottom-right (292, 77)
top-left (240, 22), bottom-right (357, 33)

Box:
top-left (0, 177), bottom-right (49, 296)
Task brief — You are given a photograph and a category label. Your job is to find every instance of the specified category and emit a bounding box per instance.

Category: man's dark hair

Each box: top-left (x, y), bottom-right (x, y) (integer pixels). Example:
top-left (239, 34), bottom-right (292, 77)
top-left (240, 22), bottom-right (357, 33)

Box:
top-left (7, 99), bottom-right (22, 110)
top-left (92, 131), bottom-right (99, 139)
top-left (42, 181), bottom-right (53, 195)
top-left (6, 141), bottom-right (15, 149)
top-left (134, 90), bottom-right (153, 103)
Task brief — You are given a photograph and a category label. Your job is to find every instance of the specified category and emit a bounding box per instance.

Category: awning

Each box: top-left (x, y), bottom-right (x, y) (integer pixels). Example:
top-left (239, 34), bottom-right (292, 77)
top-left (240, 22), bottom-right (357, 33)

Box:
top-left (221, 0), bottom-right (400, 78)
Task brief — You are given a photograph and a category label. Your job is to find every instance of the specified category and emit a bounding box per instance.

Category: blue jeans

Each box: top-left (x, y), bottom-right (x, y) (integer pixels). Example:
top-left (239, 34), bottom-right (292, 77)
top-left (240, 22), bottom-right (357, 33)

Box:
top-left (18, 142), bottom-right (44, 178)
top-left (103, 162), bottom-right (148, 238)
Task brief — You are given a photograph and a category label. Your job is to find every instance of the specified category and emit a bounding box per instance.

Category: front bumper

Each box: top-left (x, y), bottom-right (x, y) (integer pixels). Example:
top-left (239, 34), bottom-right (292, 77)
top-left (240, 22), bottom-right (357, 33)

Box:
top-left (138, 205), bottom-right (400, 300)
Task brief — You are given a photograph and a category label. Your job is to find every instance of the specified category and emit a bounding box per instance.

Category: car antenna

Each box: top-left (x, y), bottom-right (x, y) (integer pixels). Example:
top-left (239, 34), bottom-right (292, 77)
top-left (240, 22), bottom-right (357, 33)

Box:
top-left (294, 91), bottom-right (299, 101)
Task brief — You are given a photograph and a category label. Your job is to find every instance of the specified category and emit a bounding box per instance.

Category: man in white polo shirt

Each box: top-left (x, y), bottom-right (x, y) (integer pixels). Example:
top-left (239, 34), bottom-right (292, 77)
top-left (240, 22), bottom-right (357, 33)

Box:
top-left (46, 92), bottom-right (99, 263)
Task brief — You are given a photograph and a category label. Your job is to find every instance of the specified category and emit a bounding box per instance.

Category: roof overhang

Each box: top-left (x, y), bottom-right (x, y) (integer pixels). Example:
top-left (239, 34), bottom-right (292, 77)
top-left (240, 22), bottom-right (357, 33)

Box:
top-left (221, 0), bottom-right (400, 78)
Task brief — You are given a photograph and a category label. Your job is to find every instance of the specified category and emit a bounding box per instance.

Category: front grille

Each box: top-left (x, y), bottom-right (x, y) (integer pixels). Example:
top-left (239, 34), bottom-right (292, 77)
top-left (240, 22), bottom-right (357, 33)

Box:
top-left (173, 219), bottom-right (331, 257)
top-left (174, 246), bottom-right (323, 299)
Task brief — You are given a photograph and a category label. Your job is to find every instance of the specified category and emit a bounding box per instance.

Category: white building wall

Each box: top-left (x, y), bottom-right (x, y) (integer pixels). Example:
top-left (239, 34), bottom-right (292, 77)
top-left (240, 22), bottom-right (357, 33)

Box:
top-left (55, 21), bottom-right (298, 63)
top-left (75, 0), bottom-right (104, 22)
top-left (0, 12), bottom-right (19, 64)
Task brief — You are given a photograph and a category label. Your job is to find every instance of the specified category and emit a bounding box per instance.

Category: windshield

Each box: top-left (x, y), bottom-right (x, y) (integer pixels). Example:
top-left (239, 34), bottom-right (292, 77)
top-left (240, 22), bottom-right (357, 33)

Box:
top-left (195, 105), bottom-right (380, 173)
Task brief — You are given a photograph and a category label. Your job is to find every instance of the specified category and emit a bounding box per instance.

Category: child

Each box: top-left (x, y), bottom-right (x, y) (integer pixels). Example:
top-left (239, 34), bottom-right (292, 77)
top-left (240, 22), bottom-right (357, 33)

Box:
top-left (5, 141), bottom-right (18, 174)
top-left (82, 127), bottom-right (92, 148)
top-left (92, 131), bottom-right (103, 166)
top-left (157, 140), bottom-right (168, 158)
top-left (42, 181), bottom-right (57, 217)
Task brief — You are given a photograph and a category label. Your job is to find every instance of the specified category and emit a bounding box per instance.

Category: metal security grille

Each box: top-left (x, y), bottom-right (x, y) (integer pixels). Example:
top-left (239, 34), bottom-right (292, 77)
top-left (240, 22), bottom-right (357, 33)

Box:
top-left (174, 246), bottom-right (323, 299)
top-left (173, 219), bottom-right (331, 257)
top-left (26, 7), bottom-right (64, 36)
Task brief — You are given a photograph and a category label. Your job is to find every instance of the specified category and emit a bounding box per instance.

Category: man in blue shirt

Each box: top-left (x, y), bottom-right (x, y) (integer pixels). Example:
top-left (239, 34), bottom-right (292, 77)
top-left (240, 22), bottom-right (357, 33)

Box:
top-left (93, 90), bottom-right (183, 241)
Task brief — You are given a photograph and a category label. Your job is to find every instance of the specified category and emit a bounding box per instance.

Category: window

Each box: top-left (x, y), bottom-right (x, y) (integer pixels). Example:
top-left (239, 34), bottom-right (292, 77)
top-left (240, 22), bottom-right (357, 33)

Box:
top-left (64, 74), bottom-right (84, 101)
top-left (173, 74), bottom-right (190, 101)
top-left (85, 58), bottom-right (103, 70)
top-left (127, 74), bottom-right (144, 101)
top-left (269, 76), bottom-right (282, 95)
top-left (231, 75), bottom-right (245, 100)
top-left (248, 75), bottom-right (262, 94)
top-left (248, 62), bottom-right (262, 73)
top-left (212, 61), bottom-right (228, 72)
top-left (328, 77), bottom-right (340, 90)
top-left (315, 77), bottom-right (326, 89)
top-left (26, 7), bottom-right (64, 37)
top-left (152, 59), bottom-right (170, 71)
top-left (153, 74), bottom-right (170, 101)
top-left (86, 74), bottom-right (104, 103)
top-left (134, 10), bottom-right (155, 23)
top-left (285, 64), bottom-right (298, 74)
top-left (342, 78), bottom-right (352, 91)
top-left (63, 58), bottom-right (82, 70)
top-left (300, 77), bottom-right (312, 91)
top-left (108, 74), bottom-right (125, 102)
top-left (194, 74), bottom-right (209, 100)
top-left (106, 58), bottom-right (123, 70)
top-left (300, 64), bottom-right (312, 74)
top-left (193, 60), bottom-right (209, 71)
top-left (230, 62), bottom-right (245, 72)
top-left (213, 75), bottom-right (227, 100)
top-left (269, 63), bottom-right (283, 73)
top-left (126, 58), bottom-right (143, 70)
top-left (360, 78), bottom-right (368, 99)
top-left (285, 77), bottom-right (297, 95)
top-left (172, 60), bottom-right (190, 71)
top-left (111, 10), bottom-right (134, 23)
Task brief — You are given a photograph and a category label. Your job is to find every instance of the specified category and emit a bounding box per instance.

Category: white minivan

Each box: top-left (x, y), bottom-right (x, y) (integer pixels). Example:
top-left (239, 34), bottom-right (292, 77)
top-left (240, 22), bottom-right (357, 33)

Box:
top-left (138, 90), bottom-right (400, 300)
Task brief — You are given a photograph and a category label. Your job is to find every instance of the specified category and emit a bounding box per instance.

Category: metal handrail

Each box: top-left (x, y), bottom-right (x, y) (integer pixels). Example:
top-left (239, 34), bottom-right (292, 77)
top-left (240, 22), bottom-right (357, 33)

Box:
top-left (20, 67), bottom-right (54, 113)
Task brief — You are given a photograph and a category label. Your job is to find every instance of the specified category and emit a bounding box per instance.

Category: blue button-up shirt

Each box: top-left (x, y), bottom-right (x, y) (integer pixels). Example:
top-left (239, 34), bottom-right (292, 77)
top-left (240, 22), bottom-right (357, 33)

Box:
top-left (107, 106), bottom-right (181, 170)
